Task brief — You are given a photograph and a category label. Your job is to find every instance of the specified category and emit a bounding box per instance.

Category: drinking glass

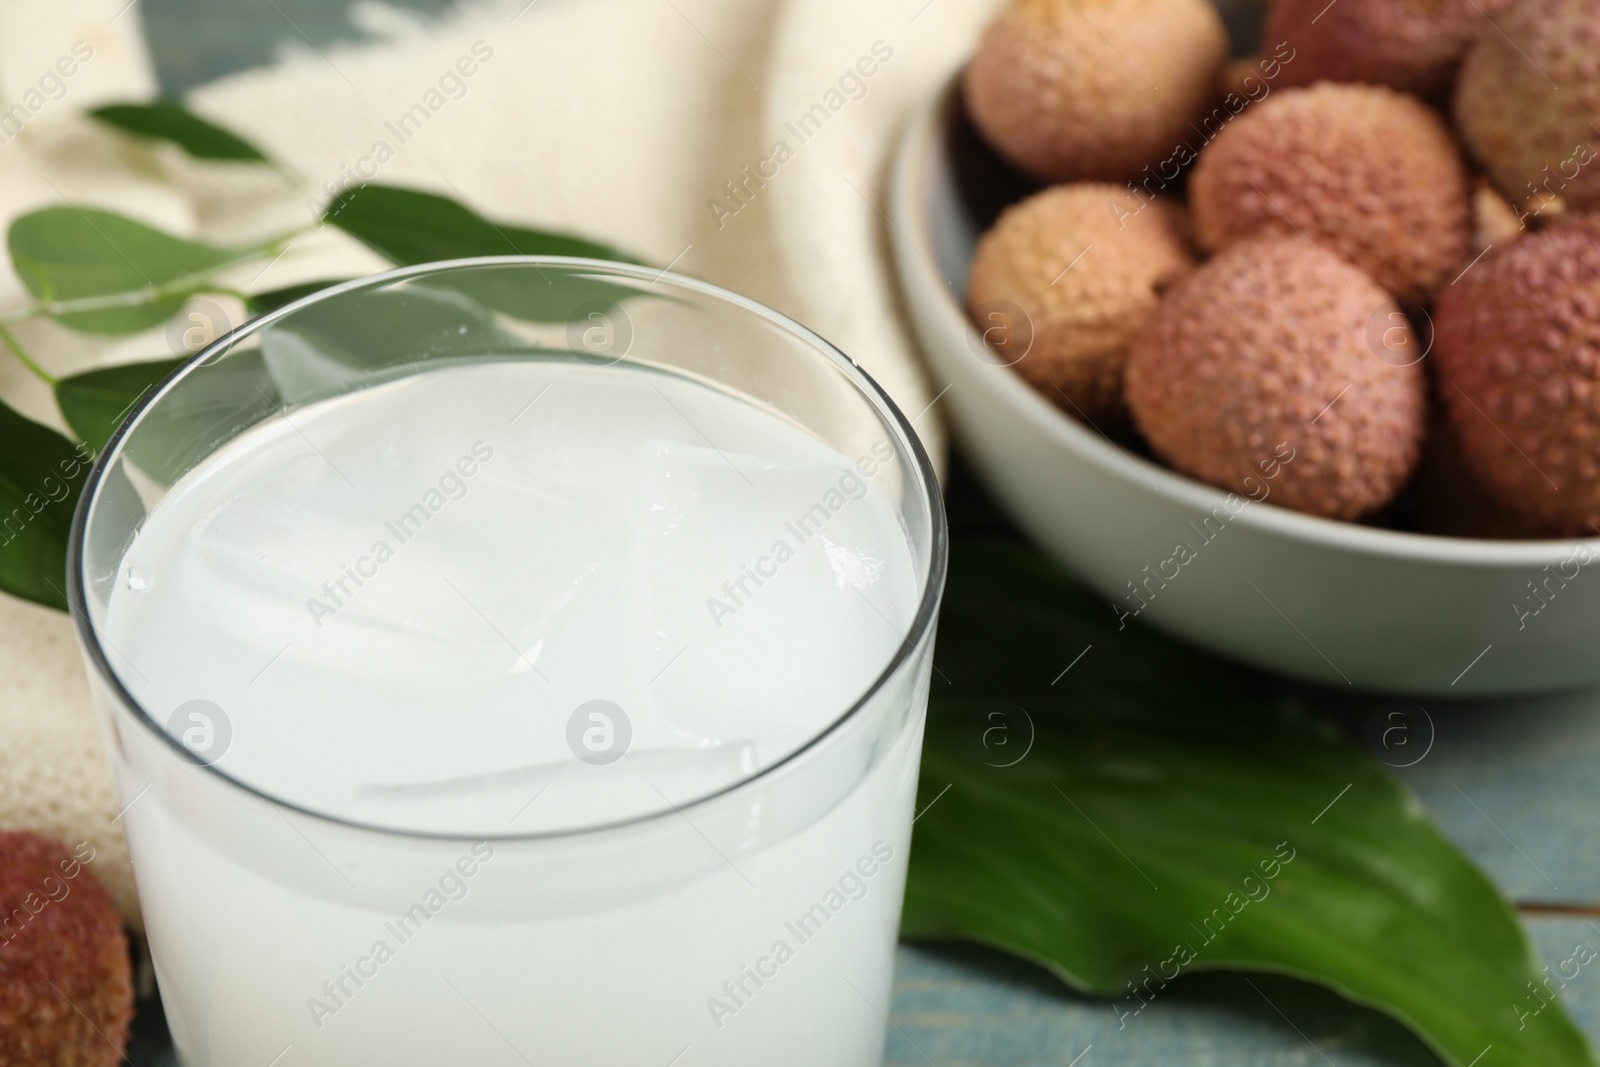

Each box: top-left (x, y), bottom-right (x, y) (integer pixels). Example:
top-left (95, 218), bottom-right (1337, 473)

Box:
top-left (68, 258), bottom-right (946, 1067)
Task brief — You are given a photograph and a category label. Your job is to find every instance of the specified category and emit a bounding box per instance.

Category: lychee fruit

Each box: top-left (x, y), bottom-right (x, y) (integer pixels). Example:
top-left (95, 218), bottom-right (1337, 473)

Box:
top-left (1265, 0), bottom-right (1511, 100)
top-left (1413, 408), bottom-right (1551, 539)
top-left (967, 183), bottom-right (1195, 430)
top-left (1434, 218), bottom-right (1600, 536)
top-left (1455, 0), bottom-right (1600, 214)
top-left (964, 0), bottom-right (1229, 183)
top-left (1189, 83), bottom-right (1472, 304)
top-left (0, 831), bottom-right (133, 1067)
top-left (1126, 236), bottom-right (1427, 520)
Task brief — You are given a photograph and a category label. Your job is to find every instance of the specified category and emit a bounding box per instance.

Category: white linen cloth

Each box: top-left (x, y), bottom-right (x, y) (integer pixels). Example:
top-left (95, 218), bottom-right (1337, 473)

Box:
top-left (0, 0), bottom-right (995, 923)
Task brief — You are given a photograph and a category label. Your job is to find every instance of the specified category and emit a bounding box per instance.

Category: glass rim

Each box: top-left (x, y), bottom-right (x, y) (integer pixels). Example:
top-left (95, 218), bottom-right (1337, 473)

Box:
top-left (66, 255), bottom-right (950, 844)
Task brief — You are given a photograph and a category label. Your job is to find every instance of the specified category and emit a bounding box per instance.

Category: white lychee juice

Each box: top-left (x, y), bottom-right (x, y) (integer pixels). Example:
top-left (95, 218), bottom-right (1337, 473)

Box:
top-left (93, 356), bottom-right (934, 1067)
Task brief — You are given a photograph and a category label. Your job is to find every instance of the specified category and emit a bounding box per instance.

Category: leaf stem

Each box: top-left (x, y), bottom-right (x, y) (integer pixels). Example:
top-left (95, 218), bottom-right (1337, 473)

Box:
top-left (0, 323), bottom-right (57, 386)
top-left (0, 222), bottom-right (316, 326)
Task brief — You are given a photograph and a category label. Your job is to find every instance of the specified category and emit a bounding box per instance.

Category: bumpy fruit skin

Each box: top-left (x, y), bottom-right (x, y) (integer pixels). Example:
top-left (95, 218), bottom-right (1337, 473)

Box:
top-left (964, 0), bottom-right (1228, 182)
top-left (1126, 237), bottom-right (1427, 520)
top-left (0, 832), bottom-right (131, 1067)
top-left (1455, 0), bottom-right (1600, 213)
top-left (967, 183), bottom-right (1195, 429)
top-left (1189, 83), bottom-right (1472, 304)
top-left (1435, 219), bottom-right (1600, 535)
top-left (1265, 0), bottom-right (1509, 99)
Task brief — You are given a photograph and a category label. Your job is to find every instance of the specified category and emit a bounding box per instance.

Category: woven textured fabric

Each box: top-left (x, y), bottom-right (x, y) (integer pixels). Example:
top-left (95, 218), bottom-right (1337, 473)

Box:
top-left (0, 0), bottom-right (992, 928)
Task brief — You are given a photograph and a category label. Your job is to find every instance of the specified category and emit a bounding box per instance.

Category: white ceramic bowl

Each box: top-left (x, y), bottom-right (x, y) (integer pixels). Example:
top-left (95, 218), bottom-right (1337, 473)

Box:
top-left (889, 79), bottom-right (1600, 697)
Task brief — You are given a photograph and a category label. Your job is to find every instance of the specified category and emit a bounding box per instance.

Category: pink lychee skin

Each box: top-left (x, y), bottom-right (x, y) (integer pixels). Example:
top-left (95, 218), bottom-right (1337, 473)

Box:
top-left (1189, 83), bottom-right (1472, 305)
top-left (963, 0), bottom-right (1229, 182)
top-left (966, 184), bottom-right (1195, 429)
top-left (1127, 236), bottom-right (1427, 521)
top-left (1266, 0), bottom-right (1511, 100)
top-left (1455, 0), bottom-right (1600, 213)
top-left (1435, 218), bottom-right (1600, 536)
top-left (0, 832), bottom-right (132, 1067)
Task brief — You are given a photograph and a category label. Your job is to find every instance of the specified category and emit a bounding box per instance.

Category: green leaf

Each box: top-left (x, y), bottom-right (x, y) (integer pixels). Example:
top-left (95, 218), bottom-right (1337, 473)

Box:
top-left (9, 207), bottom-right (248, 334)
top-left (0, 402), bottom-right (92, 610)
top-left (904, 538), bottom-right (1596, 1067)
top-left (56, 359), bottom-right (184, 454)
top-left (59, 351), bottom-right (284, 490)
top-left (89, 101), bottom-right (269, 162)
top-left (118, 350), bottom-right (281, 487)
top-left (322, 185), bottom-right (657, 322)
top-left (260, 283), bottom-right (535, 404)
top-left (244, 279), bottom-right (348, 315)
top-left (324, 184), bottom-right (647, 267)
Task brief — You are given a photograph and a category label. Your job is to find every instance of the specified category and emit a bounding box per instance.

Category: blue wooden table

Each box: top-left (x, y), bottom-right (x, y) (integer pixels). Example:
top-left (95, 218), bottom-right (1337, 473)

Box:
top-left (137, 4), bottom-right (1600, 1063)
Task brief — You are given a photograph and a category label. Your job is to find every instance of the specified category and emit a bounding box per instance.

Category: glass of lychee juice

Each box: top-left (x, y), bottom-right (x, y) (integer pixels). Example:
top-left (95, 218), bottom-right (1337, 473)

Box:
top-left (68, 259), bottom-right (946, 1067)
